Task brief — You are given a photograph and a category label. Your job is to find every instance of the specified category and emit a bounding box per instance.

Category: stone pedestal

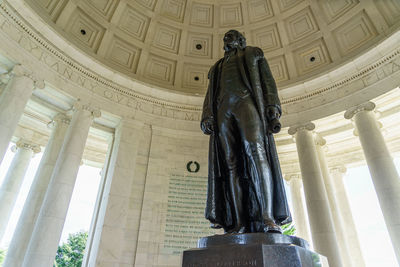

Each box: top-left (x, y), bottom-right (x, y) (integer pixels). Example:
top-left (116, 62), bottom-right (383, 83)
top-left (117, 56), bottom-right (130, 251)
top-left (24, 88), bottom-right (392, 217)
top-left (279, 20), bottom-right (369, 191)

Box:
top-left (182, 233), bottom-right (328, 267)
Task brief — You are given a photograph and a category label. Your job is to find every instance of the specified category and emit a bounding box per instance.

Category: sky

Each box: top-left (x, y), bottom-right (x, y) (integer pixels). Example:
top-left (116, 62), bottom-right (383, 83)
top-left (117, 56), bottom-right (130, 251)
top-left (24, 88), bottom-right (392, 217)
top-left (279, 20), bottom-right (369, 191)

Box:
top-left (0, 143), bottom-right (399, 266)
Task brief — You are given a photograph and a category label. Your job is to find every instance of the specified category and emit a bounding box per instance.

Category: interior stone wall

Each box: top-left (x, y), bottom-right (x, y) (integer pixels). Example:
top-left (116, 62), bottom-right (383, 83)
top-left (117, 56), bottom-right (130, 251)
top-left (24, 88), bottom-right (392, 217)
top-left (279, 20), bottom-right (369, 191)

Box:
top-left (1, 2), bottom-right (400, 266)
top-left (134, 126), bottom-right (216, 267)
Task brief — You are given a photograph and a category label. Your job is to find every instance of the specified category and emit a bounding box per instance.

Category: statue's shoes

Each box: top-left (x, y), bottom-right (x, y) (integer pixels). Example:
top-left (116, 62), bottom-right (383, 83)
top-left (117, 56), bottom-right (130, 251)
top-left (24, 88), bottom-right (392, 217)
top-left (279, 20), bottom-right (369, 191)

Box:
top-left (263, 220), bottom-right (282, 234)
top-left (210, 223), bottom-right (223, 229)
top-left (226, 226), bottom-right (246, 234)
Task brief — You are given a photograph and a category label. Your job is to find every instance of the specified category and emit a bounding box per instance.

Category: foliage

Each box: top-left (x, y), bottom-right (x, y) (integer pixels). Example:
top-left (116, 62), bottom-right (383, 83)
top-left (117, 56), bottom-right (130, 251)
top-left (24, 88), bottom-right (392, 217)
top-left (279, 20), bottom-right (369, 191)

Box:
top-left (282, 222), bottom-right (296, 236)
top-left (0, 248), bottom-right (5, 266)
top-left (54, 231), bottom-right (88, 267)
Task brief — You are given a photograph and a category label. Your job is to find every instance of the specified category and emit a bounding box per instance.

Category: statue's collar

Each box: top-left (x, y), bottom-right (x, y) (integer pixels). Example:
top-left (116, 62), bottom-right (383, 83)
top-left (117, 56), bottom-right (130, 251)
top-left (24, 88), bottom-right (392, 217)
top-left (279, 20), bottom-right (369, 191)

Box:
top-left (224, 48), bottom-right (238, 62)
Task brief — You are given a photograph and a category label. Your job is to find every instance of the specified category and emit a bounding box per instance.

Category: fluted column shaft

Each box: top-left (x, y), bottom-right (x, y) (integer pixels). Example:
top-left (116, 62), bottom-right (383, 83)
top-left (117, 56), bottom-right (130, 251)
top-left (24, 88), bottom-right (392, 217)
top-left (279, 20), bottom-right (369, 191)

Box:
top-left (286, 174), bottom-right (312, 243)
top-left (315, 137), bottom-right (354, 267)
top-left (0, 140), bottom-right (40, 241)
top-left (4, 114), bottom-right (70, 267)
top-left (0, 66), bottom-right (42, 165)
top-left (289, 123), bottom-right (343, 267)
top-left (82, 135), bottom-right (114, 267)
top-left (87, 120), bottom-right (144, 267)
top-left (330, 167), bottom-right (365, 267)
top-left (345, 102), bottom-right (400, 264)
top-left (23, 102), bottom-right (100, 267)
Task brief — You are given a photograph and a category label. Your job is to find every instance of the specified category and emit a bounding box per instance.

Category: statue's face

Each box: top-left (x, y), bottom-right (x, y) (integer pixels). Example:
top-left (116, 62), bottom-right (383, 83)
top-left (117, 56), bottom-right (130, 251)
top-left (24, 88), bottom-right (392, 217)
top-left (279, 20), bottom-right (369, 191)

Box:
top-left (223, 31), bottom-right (240, 52)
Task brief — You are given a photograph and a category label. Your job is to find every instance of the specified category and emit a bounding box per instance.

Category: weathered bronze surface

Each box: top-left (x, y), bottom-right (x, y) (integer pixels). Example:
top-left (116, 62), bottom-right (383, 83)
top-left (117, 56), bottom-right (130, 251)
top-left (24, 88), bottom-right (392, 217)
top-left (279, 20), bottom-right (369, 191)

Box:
top-left (201, 30), bottom-right (291, 234)
top-left (183, 233), bottom-right (328, 267)
top-left (198, 233), bottom-right (308, 249)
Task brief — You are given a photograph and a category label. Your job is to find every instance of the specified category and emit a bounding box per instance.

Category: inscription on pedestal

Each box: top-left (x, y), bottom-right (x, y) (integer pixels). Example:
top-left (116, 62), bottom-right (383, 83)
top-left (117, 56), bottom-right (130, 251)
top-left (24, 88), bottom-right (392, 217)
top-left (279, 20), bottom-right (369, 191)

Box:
top-left (185, 259), bottom-right (258, 267)
top-left (162, 174), bottom-right (216, 254)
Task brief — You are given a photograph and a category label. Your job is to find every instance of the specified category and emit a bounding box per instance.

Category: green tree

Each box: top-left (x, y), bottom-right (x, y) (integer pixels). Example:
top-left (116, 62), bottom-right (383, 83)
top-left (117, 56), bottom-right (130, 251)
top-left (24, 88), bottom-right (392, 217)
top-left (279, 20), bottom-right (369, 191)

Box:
top-left (54, 231), bottom-right (88, 267)
top-left (0, 248), bottom-right (5, 266)
top-left (282, 222), bottom-right (296, 236)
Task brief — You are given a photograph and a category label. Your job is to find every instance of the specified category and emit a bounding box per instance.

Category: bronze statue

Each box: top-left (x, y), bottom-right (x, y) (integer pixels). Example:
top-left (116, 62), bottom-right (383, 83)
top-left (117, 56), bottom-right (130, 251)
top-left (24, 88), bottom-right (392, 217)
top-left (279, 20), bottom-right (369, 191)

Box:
top-left (201, 30), bottom-right (291, 234)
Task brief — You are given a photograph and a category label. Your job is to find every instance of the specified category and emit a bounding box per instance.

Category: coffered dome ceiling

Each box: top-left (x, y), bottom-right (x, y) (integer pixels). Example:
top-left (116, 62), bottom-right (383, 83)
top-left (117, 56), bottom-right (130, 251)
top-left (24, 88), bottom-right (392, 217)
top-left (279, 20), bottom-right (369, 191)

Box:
top-left (24, 0), bottom-right (400, 95)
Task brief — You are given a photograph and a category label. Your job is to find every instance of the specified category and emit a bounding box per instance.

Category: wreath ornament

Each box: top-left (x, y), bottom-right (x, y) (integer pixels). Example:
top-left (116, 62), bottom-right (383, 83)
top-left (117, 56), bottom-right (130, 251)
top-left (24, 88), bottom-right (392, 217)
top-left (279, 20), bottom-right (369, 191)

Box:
top-left (186, 161), bottom-right (200, 173)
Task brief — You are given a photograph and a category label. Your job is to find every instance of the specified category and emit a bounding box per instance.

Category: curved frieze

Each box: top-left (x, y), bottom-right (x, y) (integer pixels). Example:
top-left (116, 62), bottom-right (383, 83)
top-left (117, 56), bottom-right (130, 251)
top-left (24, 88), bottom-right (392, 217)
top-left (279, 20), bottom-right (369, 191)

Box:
top-left (0, 2), bottom-right (399, 126)
top-left (282, 49), bottom-right (400, 105)
top-left (0, 2), bottom-right (202, 123)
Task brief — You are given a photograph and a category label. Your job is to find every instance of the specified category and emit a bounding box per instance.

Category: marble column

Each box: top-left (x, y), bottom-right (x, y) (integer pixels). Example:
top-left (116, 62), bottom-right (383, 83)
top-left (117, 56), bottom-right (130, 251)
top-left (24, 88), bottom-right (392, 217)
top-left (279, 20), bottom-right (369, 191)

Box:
top-left (0, 65), bottom-right (44, 165)
top-left (87, 120), bottom-right (144, 267)
top-left (0, 72), bottom-right (9, 88)
top-left (23, 101), bottom-right (100, 267)
top-left (82, 135), bottom-right (114, 267)
top-left (285, 173), bottom-right (312, 243)
top-left (330, 166), bottom-right (365, 267)
top-left (288, 123), bottom-right (343, 267)
top-left (4, 114), bottom-right (70, 267)
top-left (0, 140), bottom-right (40, 241)
top-left (314, 135), bottom-right (353, 267)
top-left (345, 101), bottom-right (400, 264)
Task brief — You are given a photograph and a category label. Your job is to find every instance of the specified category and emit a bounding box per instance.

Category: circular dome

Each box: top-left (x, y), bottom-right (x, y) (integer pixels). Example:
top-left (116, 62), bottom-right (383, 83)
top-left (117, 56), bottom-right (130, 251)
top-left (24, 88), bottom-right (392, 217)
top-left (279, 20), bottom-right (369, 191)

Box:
top-left (21, 0), bottom-right (400, 96)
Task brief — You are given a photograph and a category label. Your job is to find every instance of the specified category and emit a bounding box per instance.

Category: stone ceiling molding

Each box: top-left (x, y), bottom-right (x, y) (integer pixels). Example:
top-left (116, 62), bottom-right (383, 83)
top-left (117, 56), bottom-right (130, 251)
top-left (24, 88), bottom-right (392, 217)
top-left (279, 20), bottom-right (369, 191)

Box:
top-left (117, 5), bottom-right (150, 41)
top-left (104, 36), bottom-right (141, 74)
top-left (190, 2), bottom-right (213, 28)
top-left (0, 3), bottom-right (203, 124)
top-left (86, 0), bottom-right (119, 21)
top-left (284, 6), bottom-right (319, 43)
top-left (281, 48), bottom-right (400, 105)
top-left (64, 7), bottom-right (106, 53)
top-left (17, 0), bottom-right (400, 95)
top-left (292, 38), bottom-right (331, 75)
top-left (318, 0), bottom-right (359, 23)
top-left (0, 1), bottom-right (400, 128)
top-left (247, 0), bottom-right (273, 23)
top-left (375, 0), bottom-right (400, 27)
top-left (251, 23), bottom-right (282, 53)
top-left (332, 10), bottom-right (377, 56)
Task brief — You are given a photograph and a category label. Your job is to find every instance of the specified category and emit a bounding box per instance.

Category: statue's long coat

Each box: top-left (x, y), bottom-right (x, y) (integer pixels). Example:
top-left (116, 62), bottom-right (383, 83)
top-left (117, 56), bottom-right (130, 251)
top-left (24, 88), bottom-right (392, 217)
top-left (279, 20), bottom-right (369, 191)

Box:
top-left (201, 46), bottom-right (292, 229)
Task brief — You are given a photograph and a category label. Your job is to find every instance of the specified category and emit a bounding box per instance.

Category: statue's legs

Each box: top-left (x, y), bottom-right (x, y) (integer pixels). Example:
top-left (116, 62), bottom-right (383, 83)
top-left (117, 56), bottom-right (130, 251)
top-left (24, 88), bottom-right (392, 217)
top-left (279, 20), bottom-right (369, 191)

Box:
top-left (217, 99), bottom-right (245, 232)
top-left (233, 97), bottom-right (274, 224)
top-left (217, 128), bottom-right (244, 232)
top-left (217, 95), bottom-right (278, 232)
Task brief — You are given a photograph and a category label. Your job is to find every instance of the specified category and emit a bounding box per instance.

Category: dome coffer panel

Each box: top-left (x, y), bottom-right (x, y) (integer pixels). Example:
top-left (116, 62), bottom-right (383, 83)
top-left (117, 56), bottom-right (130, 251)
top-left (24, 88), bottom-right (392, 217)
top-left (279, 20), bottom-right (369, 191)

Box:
top-left (22, 0), bottom-right (400, 96)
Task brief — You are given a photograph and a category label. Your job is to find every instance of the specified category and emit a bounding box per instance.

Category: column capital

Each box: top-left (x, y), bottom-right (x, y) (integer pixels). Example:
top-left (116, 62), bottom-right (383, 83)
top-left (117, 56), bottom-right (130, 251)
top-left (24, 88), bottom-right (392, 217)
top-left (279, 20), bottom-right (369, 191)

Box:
top-left (9, 65), bottom-right (44, 89)
top-left (48, 113), bottom-right (71, 129)
top-left (314, 134), bottom-right (326, 147)
top-left (284, 173), bottom-right (301, 182)
top-left (10, 65), bottom-right (31, 78)
top-left (0, 72), bottom-right (10, 84)
top-left (73, 100), bottom-right (101, 118)
top-left (344, 101), bottom-right (376, 120)
top-left (12, 140), bottom-right (41, 154)
top-left (288, 122), bottom-right (315, 136)
top-left (329, 165), bottom-right (347, 175)
top-left (33, 80), bottom-right (45, 90)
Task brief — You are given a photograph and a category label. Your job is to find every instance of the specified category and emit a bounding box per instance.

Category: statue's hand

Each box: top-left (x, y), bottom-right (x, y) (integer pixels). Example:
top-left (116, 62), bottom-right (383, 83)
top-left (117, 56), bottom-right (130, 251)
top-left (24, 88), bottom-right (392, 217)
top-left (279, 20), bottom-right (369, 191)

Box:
top-left (266, 106), bottom-right (281, 121)
top-left (266, 106), bottom-right (281, 134)
top-left (201, 118), bottom-right (214, 135)
top-left (269, 118), bottom-right (281, 134)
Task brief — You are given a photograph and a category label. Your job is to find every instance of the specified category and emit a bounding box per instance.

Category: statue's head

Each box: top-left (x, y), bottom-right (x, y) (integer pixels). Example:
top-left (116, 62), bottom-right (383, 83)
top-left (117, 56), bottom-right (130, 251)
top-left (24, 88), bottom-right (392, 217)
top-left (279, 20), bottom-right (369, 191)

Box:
top-left (223, 30), bottom-right (246, 52)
